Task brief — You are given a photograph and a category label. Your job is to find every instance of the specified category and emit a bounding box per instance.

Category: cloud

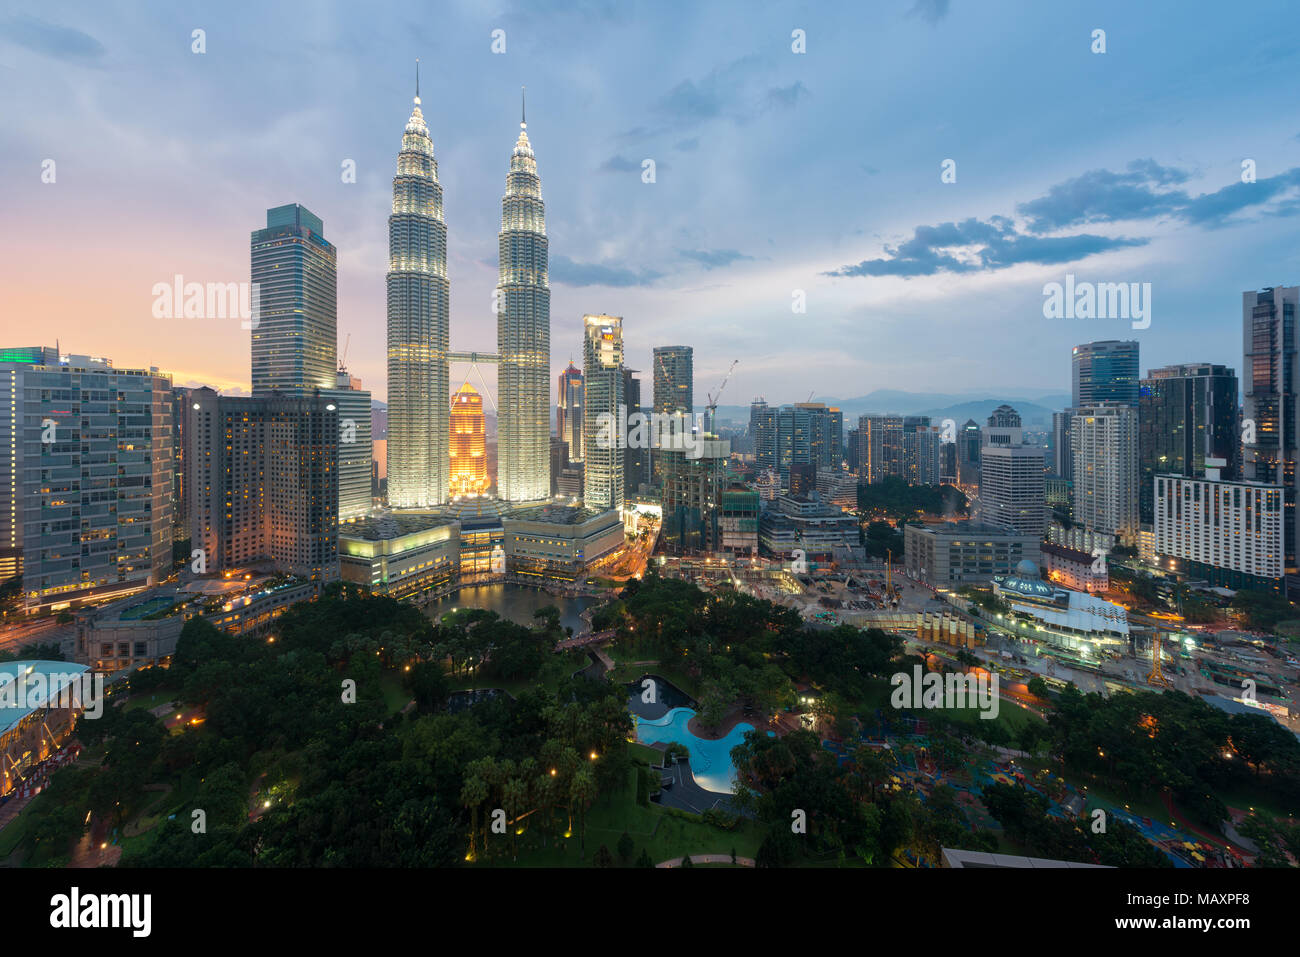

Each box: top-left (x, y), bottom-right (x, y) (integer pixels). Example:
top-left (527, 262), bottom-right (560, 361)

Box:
top-left (550, 254), bottom-right (663, 287)
top-left (827, 216), bottom-right (1145, 278)
top-left (4, 15), bottom-right (105, 61)
top-left (764, 81), bottom-right (809, 110)
top-left (680, 248), bottom-right (755, 270)
top-left (653, 54), bottom-right (768, 130)
top-left (830, 159), bottom-right (1300, 278)
top-left (907, 0), bottom-right (951, 25)
top-left (598, 155), bottom-right (640, 173)
top-left (674, 137), bottom-right (699, 152)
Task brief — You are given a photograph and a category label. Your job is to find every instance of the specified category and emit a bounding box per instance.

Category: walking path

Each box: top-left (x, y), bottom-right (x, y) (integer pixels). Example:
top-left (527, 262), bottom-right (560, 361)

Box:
top-left (657, 854), bottom-right (754, 868)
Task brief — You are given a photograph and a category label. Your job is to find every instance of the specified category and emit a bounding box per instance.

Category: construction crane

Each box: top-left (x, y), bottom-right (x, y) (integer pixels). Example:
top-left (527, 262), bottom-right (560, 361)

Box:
top-left (337, 333), bottom-right (351, 374)
top-left (705, 359), bottom-right (739, 431)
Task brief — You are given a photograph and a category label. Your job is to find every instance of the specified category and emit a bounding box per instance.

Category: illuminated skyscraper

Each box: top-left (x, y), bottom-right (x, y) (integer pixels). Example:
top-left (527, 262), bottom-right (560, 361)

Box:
top-left (450, 382), bottom-right (490, 498)
top-left (251, 204), bottom-right (337, 393)
top-left (386, 67), bottom-right (450, 507)
top-left (583, 315), bottom-right (624, 511)
top-left (497, 92), bottom-right (550, 503)
top-left (557, 361), bottom-right (583, 463)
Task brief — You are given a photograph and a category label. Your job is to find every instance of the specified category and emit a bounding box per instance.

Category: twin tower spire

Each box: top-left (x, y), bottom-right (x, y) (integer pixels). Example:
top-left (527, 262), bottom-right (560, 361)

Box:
top-left (386, 63), bottom-right (550, 509)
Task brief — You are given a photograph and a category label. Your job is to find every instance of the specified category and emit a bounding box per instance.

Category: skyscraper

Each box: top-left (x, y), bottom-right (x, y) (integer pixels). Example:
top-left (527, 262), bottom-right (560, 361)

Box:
top-left (1071, 403), bottom-right (1139, 539)
top-left (386, 77), bottom-right (450, 508)
top-left (557, 361), bottom-right (583, 463)
top-left (251, 204), bottom-right (337, 393)
top-left (1072, 340), bottom-right (1139, 408)
top-left (329, 370), bottom-right (373, 521)
top-left (1050, 411), bottom-right (1073, 480)
top-left (775, 403), bottom-right (843, 483)
top-left (623, 368), bottom-right (649, 498)
top-left (0, 349), bottom-right (173, 612)
top-left (1137, 363), bottom-right (1239, 525)
top-left (979, 446), bottom-right (1046, 537)
top-left (583, 315), bottom-right (624, 511)
top-left (450, 383), bottom-right (490, 497)
top-left (1242, 286), bottom-right (1300, 578)
top-left (859, 415), bottom-right (935, 484)
top-left (497, 96), bottom-right (550, 503)
top-left (653, 346), bottom-right (693, 413)
top-left (750, 398), bottom-right (776, 470)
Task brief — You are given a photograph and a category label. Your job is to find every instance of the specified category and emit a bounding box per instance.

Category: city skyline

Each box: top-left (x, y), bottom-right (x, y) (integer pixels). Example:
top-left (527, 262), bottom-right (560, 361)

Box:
top-left (5, 3), bottom-right (1300, 407)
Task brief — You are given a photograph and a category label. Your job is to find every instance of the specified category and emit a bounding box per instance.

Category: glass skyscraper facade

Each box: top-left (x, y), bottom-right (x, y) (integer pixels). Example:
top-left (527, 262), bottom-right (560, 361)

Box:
top-left (251, 204), bottom-right (337, 393)
top-left (497, 107), bottom-right (551, 503)
top-left (1137, 363), bottom-right (1239, 526)
top-left (653, 346), bottom-right (693, 413)
top-left (386, 87), bottom-right (450, 507)
top-left (583, 315), bottom-right (624, 511)
top-left (1072, 339), bottom-right (1139, 408)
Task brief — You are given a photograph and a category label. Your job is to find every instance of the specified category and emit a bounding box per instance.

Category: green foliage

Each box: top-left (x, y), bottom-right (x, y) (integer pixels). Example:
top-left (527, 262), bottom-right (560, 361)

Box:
top-left (1231, 588), bottom-right (1296, 633)
top-left (856, 478), bottom-right (968, 520)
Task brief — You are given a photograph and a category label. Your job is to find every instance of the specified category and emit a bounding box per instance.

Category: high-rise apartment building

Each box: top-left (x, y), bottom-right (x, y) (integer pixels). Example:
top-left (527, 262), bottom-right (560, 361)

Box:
top-left (1050, 411), bottom-right (1073, 480)
top-left (250, 204), bottom-right (338, 393)
top-left (582, 315), bottom-right (624, 511)
top-left (326, 370), bottom-right (373, 522)
top-left (187, 388), bottom-right (339, 581)
top-left (1154, 458), bottom-right (1284, 591)
top-left (957, 419), bottom-right (981, 486)
top-left (982, 405), bottom-right (1024, 448)
top-left (0, 349), bottom-right (173, 612)
top-left (750, 398), bottom-right (776, 470)
top-left (858, 415), bottom-right (937, 485)
top-left (660, 438), bottom-right (729, 554)
top-left (653, 346), bottom-right (693, 414)
top-left (557, 361), bottom-right (584, 463)
top-left (386, 84), bottom-right (450, 507)
top-left (775, 403), bottom-right (842, 482)
top-left (1072, 340), bottom-right (1139, 408)
top-left (496, 105), bottom-right (550, 503)
top-left (1138, 363), bottom-right (1238, 526)
top-left (1071, 403), bottom-right (1139, 539)
top-left (1242, 286), bottom-right (1300, 579)
top-left (450, 383), bottom-right (490, 497)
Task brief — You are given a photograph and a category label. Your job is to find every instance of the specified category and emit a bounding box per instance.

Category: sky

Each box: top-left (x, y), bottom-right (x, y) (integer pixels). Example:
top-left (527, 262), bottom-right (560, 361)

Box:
top-left (2, 0), bottom-right (1299, 408)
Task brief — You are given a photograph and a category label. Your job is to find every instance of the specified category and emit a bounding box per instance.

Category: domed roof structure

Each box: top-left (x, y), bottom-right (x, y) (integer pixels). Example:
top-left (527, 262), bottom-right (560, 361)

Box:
top-left (1014, 559), bottom-right (1041, 579)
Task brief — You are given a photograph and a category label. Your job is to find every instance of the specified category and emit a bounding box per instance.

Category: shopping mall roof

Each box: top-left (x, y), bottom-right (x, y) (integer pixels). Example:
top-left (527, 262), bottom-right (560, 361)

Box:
top-left (0, 661), bottom-right (92, 734)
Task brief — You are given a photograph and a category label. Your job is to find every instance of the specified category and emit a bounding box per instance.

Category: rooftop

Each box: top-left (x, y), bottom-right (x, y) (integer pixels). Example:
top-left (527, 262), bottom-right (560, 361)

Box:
top-left (0, 661), bottom-right (91, 734)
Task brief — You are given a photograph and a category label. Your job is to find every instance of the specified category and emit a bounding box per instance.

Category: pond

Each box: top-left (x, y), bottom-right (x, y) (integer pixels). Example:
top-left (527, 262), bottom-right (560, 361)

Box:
top-left (425, 583), bottom-right (598, 635)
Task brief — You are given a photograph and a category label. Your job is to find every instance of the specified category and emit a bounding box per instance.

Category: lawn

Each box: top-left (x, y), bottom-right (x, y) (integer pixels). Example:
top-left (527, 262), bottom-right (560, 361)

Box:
top-left (477, 747), bottom-right (766, 867)
top-left (121, 690), bottom-right (178, 714)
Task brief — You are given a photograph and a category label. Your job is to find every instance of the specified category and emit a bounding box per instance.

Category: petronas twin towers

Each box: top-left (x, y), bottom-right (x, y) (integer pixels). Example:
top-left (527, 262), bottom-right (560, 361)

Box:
top-left (386, 77), bottom-right (550, 508)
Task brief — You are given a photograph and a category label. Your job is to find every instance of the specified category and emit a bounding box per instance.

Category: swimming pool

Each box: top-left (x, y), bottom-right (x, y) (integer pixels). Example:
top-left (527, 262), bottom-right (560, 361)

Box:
top-left (636, 707), bottom-right (771, 794)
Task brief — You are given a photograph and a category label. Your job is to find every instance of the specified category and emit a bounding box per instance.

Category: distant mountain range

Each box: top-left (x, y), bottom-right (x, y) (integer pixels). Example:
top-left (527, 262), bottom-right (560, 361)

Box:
top-left (713, 390), bottom-right (1071, 430)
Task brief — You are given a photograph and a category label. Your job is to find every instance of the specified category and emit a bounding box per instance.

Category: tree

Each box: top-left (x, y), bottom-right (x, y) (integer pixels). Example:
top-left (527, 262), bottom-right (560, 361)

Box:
top-left (617, 830), bottom-right (635, 862)
top-left (636, 848), bottom-right (654, 868)
top-left (570, 765), bottom-right (597, 860)
top-left (594, 844), bottom-right (615, 868)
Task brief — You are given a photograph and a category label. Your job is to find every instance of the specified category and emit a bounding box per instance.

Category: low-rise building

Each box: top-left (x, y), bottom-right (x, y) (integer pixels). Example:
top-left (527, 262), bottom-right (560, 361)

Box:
top-left (1, 661), bottom-right (91, 796)
top-left (504, 504), bottom-right (624, 581)
top-left (1042, 540), bottom-right (1108, 593)
top-left (904, 521), bottom-right (1041, 587)
top-left (339, 515), bottom-right (460, 601)
top-left (759, 492), bottom-right (859, 560)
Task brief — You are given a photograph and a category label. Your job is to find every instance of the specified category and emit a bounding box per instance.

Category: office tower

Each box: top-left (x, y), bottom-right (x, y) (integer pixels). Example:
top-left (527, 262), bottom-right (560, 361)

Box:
top-left (957, 418), bottom-right (981, 486)
top-left (1051, 411), bottom-right (1073, 479)
top-left (497, 101), bottom-right (550, 503)
top-left (978, 446), bottom-right (1046, 537)
top-left (789, 462), bottom-right (817, 498)
top-left (750, 398), bottom-right (776, 470)
top-left (326, 369), bottom-right (373, 522)
top-left (250, 204), bottom-right (338, 393)
top-left (982, 404), bottom-right (1023, 448)
top-left (859, 415), bottom-right (936, 484)
top-left (171, 386), bottom-right (194, 543)
top-left (775, 402), bottom-right (842, 482)
top-left (653, 346), bottom-right (693, 413)
top-left (187, 388), bottom-right (339, 581)
top-left (623, 368), bottom-right (649, 499)
top-left (0, 349), bottom-right (173, 612)
top-left (557, 361), bottom-right (584, 462)
top-left (661, 438), bottom-right (730, 554)
top-left (1155, 458), bottom-right (1284, 590)
top-left (1138, 363), bottom-right (1239, 525)
top-left (449, 383), bottom-right (490, 497)
top-left (1243, 286), bottom-right (1300, 579)
top-left (386, 81), bottom-right (450, 507)
top-left (1071, 403), bottom-right (1139, 540)
top-left (583, 315), bottom-right (624, 511)
top-left (1072, 340), bottom-right (1139, 407)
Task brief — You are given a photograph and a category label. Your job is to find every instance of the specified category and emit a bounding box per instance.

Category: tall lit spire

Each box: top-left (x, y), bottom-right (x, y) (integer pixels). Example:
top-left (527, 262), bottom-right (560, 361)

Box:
top-left (386, 69), bottom-right (450, 508)
top-left (497, 90), bottom-right (550, 502)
